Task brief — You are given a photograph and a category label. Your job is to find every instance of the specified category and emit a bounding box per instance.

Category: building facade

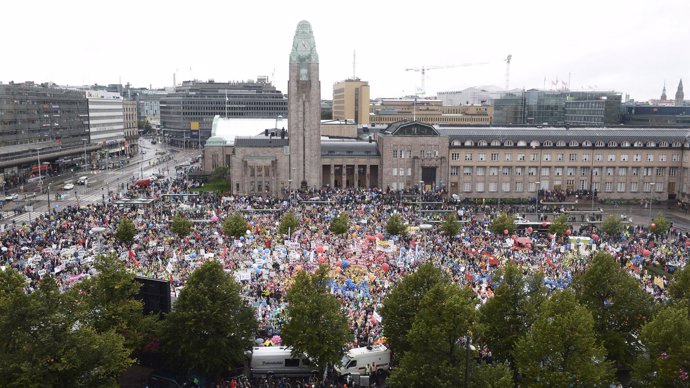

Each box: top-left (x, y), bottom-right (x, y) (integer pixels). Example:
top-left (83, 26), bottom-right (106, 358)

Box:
top-left (123, 99), bottom-right (138, 155)
top-left (160, 78), bottom-right (287, 148)
top-left (332, 79), bottom-right (370, 124)
top-left (622, 105), bottom-right (690, 127)
top-left (370, 98), bottom-right (492, 125)
top-left (0, 82), bottom-right (99, 186)
top-left (86, 90), bottom-right (125, 158)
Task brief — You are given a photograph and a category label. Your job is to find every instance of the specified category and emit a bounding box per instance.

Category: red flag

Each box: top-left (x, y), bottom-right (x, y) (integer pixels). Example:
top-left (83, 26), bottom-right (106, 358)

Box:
top-left (465, 272), bottom-right (473, 281)
top-left (546, 258), bottom-right (555, 268)
top-left (169, 274), bottom-right (173, 284)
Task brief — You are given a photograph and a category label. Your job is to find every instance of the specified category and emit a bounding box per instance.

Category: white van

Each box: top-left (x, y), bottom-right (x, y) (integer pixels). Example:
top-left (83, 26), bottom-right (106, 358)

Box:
top-left (77, 176), bottom-right (88, 185)
top-left (249, 346), bottom-right (317, 378)
top-left (335, 345), bottom-right (390, 377)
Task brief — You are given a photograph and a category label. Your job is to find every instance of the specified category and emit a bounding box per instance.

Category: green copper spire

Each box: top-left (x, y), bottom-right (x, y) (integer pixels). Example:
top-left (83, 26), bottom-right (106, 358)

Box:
top-left (289, 20), bottom-right (319, 65)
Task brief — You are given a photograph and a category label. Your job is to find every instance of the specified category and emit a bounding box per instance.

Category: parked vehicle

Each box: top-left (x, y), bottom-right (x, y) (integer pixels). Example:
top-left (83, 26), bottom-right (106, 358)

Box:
top-left (77, 176), bottom-right (88, 185)
top-left (63, 183), bottom-right (75, 190)
top-left (4, 193), bottom-right (19, 201)
top-left (335, 345), bottom-right (390, 378)
top-left (248, 346), bottom-right (317, 379)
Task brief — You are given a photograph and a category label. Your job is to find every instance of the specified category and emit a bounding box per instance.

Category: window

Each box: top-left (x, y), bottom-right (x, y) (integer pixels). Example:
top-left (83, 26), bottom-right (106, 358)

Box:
top-left (491, 140), bottom-right (501, 146)
top-left (530, 153), bottom-right (538, 161)
top-left (528, 182), bottom-right (537, 192)
top-left (656, 182), bottom-right (664, 192)
top-left (617, 182), bottom-right (626, 192)
top-left (502, 167), bottom-right (511, 176)
top-left (479, 153), bottom-right (486, 161)
top-left (476, 182), bottom-right (485, 192)
top-left (502, 182), bottom-right (510, 192)
top-left (606, 168), bottom-right (614, 176)
top-left (630, 182), bottom-right (638, 192)
top-left (672, 154), bottom-right (680, 162)
top-left (476, 167), bottom-right (486, 176)
top-left (607, 154), bottom-right (615, 161)
top-left (656, 168), bottom-right (665, 176)
top-left (634, 141), bottom-right (643, 147)
top-left (392, 169), bottom-right (397, 176)
top-left (491, 153), bottom-right (499, 161)
top-left (505, 153), bottom-right (512, 161)
top-left (543, 153), bottom-right (552, 161)
top-left (556, 140), bottom-right (566, 147)
top-left (670, 167), bottom-right (678, 177)
top-left (478, 140), bottom-right (488, 146)
top-left (515, 182), bottom-right (523, 192)
top-left (582, 153), bottom-right (590, 161)
top-left (569, 153), bottom-right (577, 161)
top-left (593, 168), bottom-right (601, 176)
top-left (407, 168), bottom-right (412, 176)
top-left (285, 359), bottom-right (301, 367)
top-left (450, 167), bottom-right (459, 176)
top-left (569, 140), bottom-right (579, 147)
top-left (608, 141), bottom-right (618, 147)
top-left (465, 140), bottom-right (474, 146)
top-left (643, 167), bottom-right (652, 176)
top-left (618, 167), bottom-right (627, 176)
top-left (555, 167), bottom-right (563, 176)
top-left (632, 167), bottom-right (639, 176)
top-left (528, 167), bottom-right (537, 176)
top-left (647, 141), bottom-right (656, 147)
top-left (451, 152), bottom-right (460, 161)
top-left (622, 141), bottom-right (631, 147)
top-left (463, 167), bottom-right (473, 176)
top-left (465, 153), bottom-right (472, 161)
top-left (557, 153), bottom-right (564, 161)
top-left (644, 182), bottom-right (652, 192)
top-left (541, 167), bottom-right (550, 176)
top-left (393, 150), bottom-right (398, 158)
top-left (605, 182), bottom-right (613, 192)
top-left (595, 154), bottom-right (603, 161)
top-left (583, 140), bottom-right (593, 147)
top-left (504, 140), bottom-right (514, 146)
top-left (567, 167), bottom-right (575, 176)
top-left (464, 183), bottom-right (472, 192)
top-left (620, 154), bottom-right (628, 161)
top-left (515, 167), bottom-right (523, 176)
top-left (489, 182), bottom-right (497, 192)
top-left (517, 153), bottom-right (526, 161)
top-left (647, 154), bottom-right (654, 162)
top-left (659, 154), bottom-right (667, 162)
top-left (633, 154), bottom-right (641, 162)
top-left (595, 141), bottom-right (605, 147)
top-left (580, 167), bottom-right (589, 176)
top-left (489, 167), bottom-right (498, 176)
top-left (543, 140), bottom-right (553, 147)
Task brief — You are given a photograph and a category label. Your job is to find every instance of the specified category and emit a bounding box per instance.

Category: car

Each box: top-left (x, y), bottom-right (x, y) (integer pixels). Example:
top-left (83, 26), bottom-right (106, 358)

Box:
top-left (4, 193), bottom-right (19, 201)
top-left (63, 183), bottom-right (75, 190)
top-left (76, 176), bottom-right (88, 185)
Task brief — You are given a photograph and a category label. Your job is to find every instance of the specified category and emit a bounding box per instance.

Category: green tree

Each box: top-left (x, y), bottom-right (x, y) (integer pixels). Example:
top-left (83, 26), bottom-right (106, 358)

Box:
top-left (669, 264), bottom-right (690, 305)
top-left (329, 212), bottom-right (349, 235)
top-left (171, 212), bottom-right (193, 238)
top-left (385, 213), bottom-right (407, 236)
top-left (387, 282), bottom-right (477, 388)
top-left (75, 254), bottom-right (158, 354)
top-left (478, 262), bottom-right (547, 368)
top-left (210, 166), bottom-right (228, 182)
top-left (160, 261), bottom-right (257, 383)
top-left (548, 213), bottom-right (570, 237)
top-left (572, 252), bottom-right (653, 371)
top-left (380, 263), bottom-right (447, 358)
top-left (472, 362), bottom-right (514, 388)
top-left (514, 290), bottom-right (614, 387)
top-left (489, 212), bottom-right (515, 236)
top-left (115, 217), bottom-right (136, 243)
top-left (223, 213), bottom-right (248, 238)
top-left (279, 211), bottom-right (300, 235)
top-left (633, 305), bottom-right (690, 387)
top-left (0, 271), bottom-right (132, 387)
top-left (649, 212), bottom-right (671, 235)
top-left (439, 212), bottom-right (461, 236)
top-left (281, 264), bottom-right (349, 374)
top-left (600, 215), bottom-right (623, 237)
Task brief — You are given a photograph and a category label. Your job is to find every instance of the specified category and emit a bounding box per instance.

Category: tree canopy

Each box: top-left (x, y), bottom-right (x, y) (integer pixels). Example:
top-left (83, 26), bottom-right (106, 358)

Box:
top-left (385, 213), bottom-right (407, 237)
top-left (223, 213), bottom-right (248, 238)
top-left (489, 212), bottom-right (516, 236)
top-left (329, 212), bottom-right (349, 235)
top-left (548, 213), bottom-right (570, 237)
top-left (649, 212), bottom-right (671, 235)
top-left (439, 213), bottom-right (461, 236)
top-left (171, 213), bottom-right (193, 238)
top-left (160, 261), bottom-right (257, 382)
top-left (600, 215), bottom-right (623, 237)
top-left (279, 211), bottom-right (300, 236)
top-left (281, 264), bottom-right (350, 373)
top-left (115, 217), bottom-right (136, 243)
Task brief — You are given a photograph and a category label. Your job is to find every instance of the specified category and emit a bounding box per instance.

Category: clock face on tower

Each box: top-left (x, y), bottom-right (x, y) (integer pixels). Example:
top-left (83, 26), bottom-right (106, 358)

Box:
top-left (297, 40), bottom-right (310, 56)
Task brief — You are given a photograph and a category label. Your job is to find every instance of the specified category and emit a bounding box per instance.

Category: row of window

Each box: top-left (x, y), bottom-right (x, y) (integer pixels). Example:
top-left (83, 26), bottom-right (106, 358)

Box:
top-left (450, 166), bottom-right (680, 177)
top-left (452, 139), bottom-right (684, 148)
top-left (459, 181), bottom-right (665, 193)
top-left (450, 152), bottom-right (683, 162)
top-left (391, 149), bottom-right (440, 159)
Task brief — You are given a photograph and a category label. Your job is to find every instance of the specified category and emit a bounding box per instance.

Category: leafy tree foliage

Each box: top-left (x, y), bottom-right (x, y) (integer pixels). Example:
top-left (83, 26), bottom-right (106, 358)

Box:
top-left (649, 212), bottom-right (671, 235)
top-left (279, 211), bottom-right (300, 235)
top-left (478, 262), bottom-right (546, 367)
top-left (439, 213), bottom-right (461, 236)
top-left (171, 213), bottom-right (193, 238)
top-left (0, 270), bottom-right (131, 387)
top-left (472, 362), bottom-right (515, 388)
top-left (380, 263), bottom-right (447, 358)
top-left (223, 213), bottom-right (248, 238)
top-left (600, 215), bottom-right (623, 237)
top-left (489, 212), bottom-right (515, 236)
top-left (115, 217), bottom-right (136, 243)
top-left (387, 283), bottom-right (477, 388)
top-left (668, 264), bottom-right (690, 305)
top-left (329, 212), bottom-right (349, 235)
top-left (514, 290), bottom-right (614, 387)
top-left (385, 213), bottom-right (407, 236)
top-left (548, 213), bottom-right (570, 237)
top-left (210, 166), bottom-right (228, 182)
top-left (160, 261), bottom-right (257, 383)
top-left (572, 252), bottom-right (653, 370)
top-left (75, 254), bottom-right (157, 354)
top-left (633, 305), bottom-right (690, 387)
top-left (281, 264), bottom-right (349, 373)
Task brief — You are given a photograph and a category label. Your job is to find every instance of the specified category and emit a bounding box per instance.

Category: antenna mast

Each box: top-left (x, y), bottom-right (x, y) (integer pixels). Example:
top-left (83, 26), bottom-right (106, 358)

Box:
top-left (504, 54), bottom-right (512, 91)
top-left (353, 50), bottom-right (356, 79)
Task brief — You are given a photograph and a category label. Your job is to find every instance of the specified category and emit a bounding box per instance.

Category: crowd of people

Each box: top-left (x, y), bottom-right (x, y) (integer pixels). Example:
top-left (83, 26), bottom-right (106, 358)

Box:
top-left (1, 174), bottom-right (687, 350)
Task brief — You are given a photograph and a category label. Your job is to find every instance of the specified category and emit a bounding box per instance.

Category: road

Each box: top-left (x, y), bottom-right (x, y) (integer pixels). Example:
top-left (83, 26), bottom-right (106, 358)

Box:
top-left (1, 138), bottom-right (200, 226)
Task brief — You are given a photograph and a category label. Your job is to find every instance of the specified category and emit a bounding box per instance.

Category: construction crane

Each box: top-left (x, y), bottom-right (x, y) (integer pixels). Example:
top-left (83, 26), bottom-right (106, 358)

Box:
top-left (504, 54), bottom-right (512, 91)
top-left (405, 62), bottom-right (488, 96)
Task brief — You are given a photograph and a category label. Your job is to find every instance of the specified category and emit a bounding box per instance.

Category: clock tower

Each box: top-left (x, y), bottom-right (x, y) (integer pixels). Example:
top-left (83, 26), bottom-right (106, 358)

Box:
top-left (288, 20), bottom-right (321, 190)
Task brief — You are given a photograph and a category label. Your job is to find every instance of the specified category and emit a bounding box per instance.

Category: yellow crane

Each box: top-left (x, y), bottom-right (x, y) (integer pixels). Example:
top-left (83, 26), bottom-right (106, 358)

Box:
top-left (405, 62), bottom-right (489, 96)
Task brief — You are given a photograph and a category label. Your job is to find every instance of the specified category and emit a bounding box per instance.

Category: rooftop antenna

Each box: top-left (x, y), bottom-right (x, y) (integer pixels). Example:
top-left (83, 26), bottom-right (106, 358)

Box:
top-left (504, 54), bottom-right (512, 91)
top-left (353, 49), bottom-right (356, 79)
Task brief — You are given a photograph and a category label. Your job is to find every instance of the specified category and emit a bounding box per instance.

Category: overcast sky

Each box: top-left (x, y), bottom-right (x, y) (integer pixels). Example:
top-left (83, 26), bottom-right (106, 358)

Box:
top-left (2, 0), bottom-right (688, 101)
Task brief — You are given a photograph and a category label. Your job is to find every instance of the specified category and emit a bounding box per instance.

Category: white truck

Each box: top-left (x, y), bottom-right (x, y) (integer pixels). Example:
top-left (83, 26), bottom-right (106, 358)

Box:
top-left (248, 346), bottom-right (317, 378)
top-left (335, 345), bottom-right (391, 378)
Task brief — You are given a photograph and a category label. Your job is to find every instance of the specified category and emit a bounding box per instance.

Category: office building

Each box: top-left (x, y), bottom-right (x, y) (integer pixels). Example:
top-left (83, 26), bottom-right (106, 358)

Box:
top-left (370, 98), bottom-right (492, 125)
top-left (332, 79), bottom-right (370, 124)
top-left (123, 99), bottom-right (138, 155)
top-left (86, 90), bottom-right (125, 157)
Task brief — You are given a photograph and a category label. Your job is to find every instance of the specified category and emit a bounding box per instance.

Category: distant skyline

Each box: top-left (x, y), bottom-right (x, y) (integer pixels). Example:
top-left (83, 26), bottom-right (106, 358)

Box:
top-left (1, 0), bottom-right (688, 101)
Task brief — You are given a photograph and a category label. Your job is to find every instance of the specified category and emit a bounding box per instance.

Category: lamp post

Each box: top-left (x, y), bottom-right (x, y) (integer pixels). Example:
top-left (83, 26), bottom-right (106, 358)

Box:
top-left (35, 148), bottom-right (42, 184)
top-left (535, 181), bottom-right (541, 221)
top-left (81, 139), bottom-right (88, 174)
top-left (419, 180), bottom-right (424, 211)
top-left (649, 182), bottom-right (656, 220)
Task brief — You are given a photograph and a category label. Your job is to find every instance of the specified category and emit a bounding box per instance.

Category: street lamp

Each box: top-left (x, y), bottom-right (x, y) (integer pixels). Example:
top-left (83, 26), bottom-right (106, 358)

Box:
top-left (649, 182), bottom-right (656, 220)
top-left (34, 148), bottom-right (42, 184)
top-left (81, 139), bottom-right (88, 174)
top-left (534, 181), bottom-right (541, 222)
top-left (419, 180), bottom-right (424, 210)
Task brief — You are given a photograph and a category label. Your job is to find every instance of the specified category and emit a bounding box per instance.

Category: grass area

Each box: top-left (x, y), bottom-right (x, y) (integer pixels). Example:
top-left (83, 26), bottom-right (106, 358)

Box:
top-left (190, 180), bottom-right (230, 194)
